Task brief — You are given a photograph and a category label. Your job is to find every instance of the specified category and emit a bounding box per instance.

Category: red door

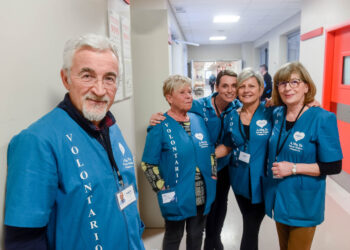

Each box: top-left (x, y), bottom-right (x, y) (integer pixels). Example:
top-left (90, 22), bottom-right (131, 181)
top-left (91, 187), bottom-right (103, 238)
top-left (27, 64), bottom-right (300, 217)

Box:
top-left (323, 22), bottom-right (350, 174)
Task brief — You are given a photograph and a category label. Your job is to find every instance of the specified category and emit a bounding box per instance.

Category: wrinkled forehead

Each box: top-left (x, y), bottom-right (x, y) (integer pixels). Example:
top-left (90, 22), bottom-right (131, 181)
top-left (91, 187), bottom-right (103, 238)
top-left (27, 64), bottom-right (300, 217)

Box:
top-left (72, 47), bottom-right (119, 71)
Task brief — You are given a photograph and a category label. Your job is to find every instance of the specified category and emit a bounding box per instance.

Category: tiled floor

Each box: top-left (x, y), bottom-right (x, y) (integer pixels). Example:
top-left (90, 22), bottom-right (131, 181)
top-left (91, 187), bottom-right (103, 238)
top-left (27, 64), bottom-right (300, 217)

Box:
top-left (143, 178), bottom-right (350, 250)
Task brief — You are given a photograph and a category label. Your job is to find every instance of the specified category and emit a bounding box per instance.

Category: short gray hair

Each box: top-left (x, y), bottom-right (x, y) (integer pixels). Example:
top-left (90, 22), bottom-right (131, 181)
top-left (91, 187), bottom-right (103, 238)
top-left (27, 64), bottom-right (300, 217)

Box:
top-left (237, 67), bottom-right (264, 89)
top-left (62, 34), bottom-right (119, 74)
top-left (163, 75), bottom-right (192, 97)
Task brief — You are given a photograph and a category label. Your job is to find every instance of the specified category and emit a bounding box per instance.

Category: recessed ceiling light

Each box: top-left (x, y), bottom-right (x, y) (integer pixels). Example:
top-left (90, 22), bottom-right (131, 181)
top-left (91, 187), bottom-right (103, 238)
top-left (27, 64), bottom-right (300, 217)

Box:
top-left (209, 36), bottom-right (227, 41)
top-left (213, 15), bottom-right (240, 23)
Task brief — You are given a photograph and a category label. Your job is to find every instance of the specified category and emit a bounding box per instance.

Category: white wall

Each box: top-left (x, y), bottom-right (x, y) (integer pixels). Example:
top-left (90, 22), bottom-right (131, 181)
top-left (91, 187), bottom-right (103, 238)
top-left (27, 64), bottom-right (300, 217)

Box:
top-left (131, 0), bottom-right (170, 228)
top-left (167, 1), bottom-right (188, 75)
top-left (300, 0), bottom-right (350, 102)
top-left (188, 44), bottom-right (242, 62)
top-left (0, 0), bottom-right (134, 245)
top-left (253, 13), bottom-right (301, 76)
top-left (241, 42), bottom-right (255, 68)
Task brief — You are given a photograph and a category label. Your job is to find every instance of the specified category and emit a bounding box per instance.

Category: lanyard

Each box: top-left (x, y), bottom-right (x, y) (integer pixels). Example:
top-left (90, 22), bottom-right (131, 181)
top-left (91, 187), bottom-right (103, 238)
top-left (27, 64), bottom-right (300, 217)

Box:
top-left (275, 105), bottom-right (305, 161)
top-left (238, 107), bottom-right (258, 149)
top-left (100, 130), bottom-right (124, 187)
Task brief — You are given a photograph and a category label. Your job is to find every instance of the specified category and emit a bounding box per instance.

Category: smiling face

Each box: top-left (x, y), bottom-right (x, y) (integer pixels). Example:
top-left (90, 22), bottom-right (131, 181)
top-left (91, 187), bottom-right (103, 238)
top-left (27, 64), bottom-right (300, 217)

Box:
top-left (278, 73), bottom-right (309, 107)
top-left (166, 85), bottom-right (193, 113)
top-left (238, 76), bottom-right (262, 106)
top-left (216, 75), bottom-right (237, 103)
top-left (61, 47), bottom-right (119, 125)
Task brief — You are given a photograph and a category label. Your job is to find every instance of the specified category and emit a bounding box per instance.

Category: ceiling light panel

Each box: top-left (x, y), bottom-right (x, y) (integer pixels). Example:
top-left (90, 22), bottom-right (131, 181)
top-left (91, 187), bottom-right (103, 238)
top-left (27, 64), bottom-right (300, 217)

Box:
top-left (213, 15), bottom-right (240, 23)
top-left (209, 36), bottom-right (227, 41)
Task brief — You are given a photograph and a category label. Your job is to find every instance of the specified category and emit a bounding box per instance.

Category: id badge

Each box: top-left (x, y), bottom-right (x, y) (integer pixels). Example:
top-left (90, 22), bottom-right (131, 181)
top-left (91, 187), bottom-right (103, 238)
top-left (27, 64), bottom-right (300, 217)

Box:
top-left (161, 191), bottom-right (176, 204)
top-left (238, 151), bottom-right (250, 164)
top-left (116, 185), bottom-right (136, 210)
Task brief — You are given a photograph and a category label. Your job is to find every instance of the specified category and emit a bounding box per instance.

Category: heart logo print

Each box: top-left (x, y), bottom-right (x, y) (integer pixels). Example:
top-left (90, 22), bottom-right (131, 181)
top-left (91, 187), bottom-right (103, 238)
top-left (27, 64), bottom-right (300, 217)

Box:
top-left (256, 120), bottom-right (267, 128)
top-left (195, 133), bottom-right (204, 141)
top-left (293, 132), bottom-right (305, 142)
top-left (119, 143), bottom-right (125, 156)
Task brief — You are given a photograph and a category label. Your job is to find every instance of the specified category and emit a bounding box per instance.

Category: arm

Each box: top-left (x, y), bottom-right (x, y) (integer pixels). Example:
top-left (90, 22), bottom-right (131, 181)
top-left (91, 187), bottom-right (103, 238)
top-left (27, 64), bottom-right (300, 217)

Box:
top-left (271, 160), bottom-right (342, 178)
top-left (5, 226), bottom-right (48, 250)
top-left (149, 112), bottom-right (166, 126)
top-left (210, 153), bottom-right (218, 179)
top-left (215, 144), bottom-right (232, 158)
top-left (141, 162), bottom-right (165, 192)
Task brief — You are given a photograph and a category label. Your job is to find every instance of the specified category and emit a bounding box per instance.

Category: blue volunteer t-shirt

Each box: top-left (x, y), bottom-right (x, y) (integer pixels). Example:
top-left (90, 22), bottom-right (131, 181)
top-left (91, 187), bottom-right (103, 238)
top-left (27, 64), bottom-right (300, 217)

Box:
top-left (5, 108), bottom-right (145, 250)
top-left (263, 106), bottom-right (343, 227)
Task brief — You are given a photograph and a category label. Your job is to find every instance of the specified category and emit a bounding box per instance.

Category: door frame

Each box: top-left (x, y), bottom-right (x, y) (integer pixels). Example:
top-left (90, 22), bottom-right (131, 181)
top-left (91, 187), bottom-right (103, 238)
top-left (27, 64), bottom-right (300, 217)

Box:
top-left (323, 20), bottom-right (350, 111)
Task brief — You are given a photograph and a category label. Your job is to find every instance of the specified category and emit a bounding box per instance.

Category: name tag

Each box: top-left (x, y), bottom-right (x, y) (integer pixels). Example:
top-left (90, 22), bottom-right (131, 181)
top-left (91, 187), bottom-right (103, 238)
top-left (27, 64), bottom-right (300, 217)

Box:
top-left (238, 151), bottom-right (250, 164)
top-left (116, 185), bottom-right (136, 210)
top-left (162, 191), bottom-right (176, 204)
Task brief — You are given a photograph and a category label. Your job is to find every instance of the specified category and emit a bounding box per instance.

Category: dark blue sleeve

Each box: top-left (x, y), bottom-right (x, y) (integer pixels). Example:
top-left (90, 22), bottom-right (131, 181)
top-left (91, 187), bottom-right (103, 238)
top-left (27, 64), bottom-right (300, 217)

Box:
top-left (5, 226), bottom-right (48, 250)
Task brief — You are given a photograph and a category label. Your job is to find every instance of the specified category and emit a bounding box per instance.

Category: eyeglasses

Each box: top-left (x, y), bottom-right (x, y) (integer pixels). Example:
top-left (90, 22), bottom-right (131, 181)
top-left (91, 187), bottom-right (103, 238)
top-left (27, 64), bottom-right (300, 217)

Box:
top-left (276, 79), bottom-right (302, 88)
top-left (74, 72), bottom-right (117, 89)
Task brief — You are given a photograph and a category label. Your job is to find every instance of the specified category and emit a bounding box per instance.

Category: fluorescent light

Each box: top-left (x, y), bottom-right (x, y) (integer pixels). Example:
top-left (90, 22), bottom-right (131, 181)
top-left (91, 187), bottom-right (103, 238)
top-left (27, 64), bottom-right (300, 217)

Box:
top-left (209, 36), bottom-right (227, 41)
top-left (213, 15), bottom-right (240, 23)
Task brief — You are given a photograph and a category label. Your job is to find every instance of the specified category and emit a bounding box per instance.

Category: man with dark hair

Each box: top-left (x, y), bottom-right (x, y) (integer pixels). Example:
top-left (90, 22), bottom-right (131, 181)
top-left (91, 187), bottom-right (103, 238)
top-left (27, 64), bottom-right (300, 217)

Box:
top-left (209, 73), bottom-right (216, 93)
top-left (259, 64), bottom-right (272, 101)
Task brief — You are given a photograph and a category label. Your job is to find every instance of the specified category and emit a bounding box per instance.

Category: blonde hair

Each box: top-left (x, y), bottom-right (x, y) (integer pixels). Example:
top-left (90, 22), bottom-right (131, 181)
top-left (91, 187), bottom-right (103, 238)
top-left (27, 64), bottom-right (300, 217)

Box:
top-left (237, 67), bottom-right (264, 89)
top-left (272, 61), bottom-right (316, 106)
top-left (163, 75), bottom-right (192, 97)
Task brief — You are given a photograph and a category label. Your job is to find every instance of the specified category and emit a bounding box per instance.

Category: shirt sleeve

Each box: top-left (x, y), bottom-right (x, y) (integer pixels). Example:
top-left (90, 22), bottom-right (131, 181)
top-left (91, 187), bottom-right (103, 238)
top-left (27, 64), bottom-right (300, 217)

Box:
top-left (141, 162), bottom-right (164, 192)
top-left (223, 114), bottom-right (235, 148)
top-left (142, 124), bottom-right (163, 166)
top-left (316, 111), bottom-right (343, 162)
top-left (318, 160), bottom-right (342, 176)
top-left (5, 132), bottom-right (58, 228)
top-left (5, 225), bottom-right (48, 250)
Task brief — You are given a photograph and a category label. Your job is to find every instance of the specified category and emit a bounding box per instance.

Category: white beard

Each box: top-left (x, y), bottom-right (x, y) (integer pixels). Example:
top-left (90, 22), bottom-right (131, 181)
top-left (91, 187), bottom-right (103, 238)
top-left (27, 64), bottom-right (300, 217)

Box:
top-left (82, 93), bottom-right (110, 122)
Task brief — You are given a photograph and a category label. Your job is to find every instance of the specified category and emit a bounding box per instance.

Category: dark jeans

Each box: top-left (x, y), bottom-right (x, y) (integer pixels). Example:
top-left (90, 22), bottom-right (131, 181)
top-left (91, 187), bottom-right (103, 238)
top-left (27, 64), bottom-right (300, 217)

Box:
top-left (204, 166), bottom-right (230, 250)
top-left (235, 194), bottom-right (265, 250)
top-left (163, 206), bottom-right (207, 250)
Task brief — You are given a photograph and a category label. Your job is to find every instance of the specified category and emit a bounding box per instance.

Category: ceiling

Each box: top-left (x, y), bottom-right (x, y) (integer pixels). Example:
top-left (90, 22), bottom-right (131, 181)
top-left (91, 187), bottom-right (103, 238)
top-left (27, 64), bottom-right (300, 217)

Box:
top-left (168, 0), bottom-right (301, 45)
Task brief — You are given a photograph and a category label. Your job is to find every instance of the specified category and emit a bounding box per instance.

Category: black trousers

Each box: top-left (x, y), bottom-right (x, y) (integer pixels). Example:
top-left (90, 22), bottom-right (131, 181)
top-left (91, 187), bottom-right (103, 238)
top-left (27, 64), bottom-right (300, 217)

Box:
top-left (204, 166), bottom-right (231, 250)
top-left (235, 194), bottom-right (265, 250)
top-left (162, 206), bottom-right (207, 250)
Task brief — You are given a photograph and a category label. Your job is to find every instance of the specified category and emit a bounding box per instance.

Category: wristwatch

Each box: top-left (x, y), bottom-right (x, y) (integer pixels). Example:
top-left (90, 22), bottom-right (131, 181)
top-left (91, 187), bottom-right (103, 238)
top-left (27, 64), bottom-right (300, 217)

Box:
top-left (292, 163), bottom-right (297, 175)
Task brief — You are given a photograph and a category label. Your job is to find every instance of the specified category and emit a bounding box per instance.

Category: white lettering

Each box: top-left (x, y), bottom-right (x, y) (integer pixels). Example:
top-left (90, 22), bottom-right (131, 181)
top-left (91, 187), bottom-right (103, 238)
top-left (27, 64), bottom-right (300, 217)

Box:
top-left (76, 159), bottom-right (84, 167)
top-left (167, 129), bottom-right (172, 133)
top-left (65, 134), bottom-right (73, 142)
top-left (90, 221), bottom-right (98, 229)
top-left (87, 195), bottom-right (93, 204)
top-left (80, 171), bottom-right (88, 180)
top-left (174, 153), bottom-right (178, 158)
top-left (172, 146), bottom-right (177, 152)
top-left (164, 123), bottom-right (169, 127)
top-left (84, 183), bottom-right (92, 193)
top-left (170, 140), bottom-right (176, 145)
top-left (89, 209), bottom-right (96, 217)
top-left (71, 146), bottom-right (79, 155)
top-left (94, 233), bottom-right (99, 241)
top-left (168, 134), bottom-right (174, 139)
top-left (175, 160), bottom-right (179, 165)
top-left (95, 244), bottom-right (103, 250)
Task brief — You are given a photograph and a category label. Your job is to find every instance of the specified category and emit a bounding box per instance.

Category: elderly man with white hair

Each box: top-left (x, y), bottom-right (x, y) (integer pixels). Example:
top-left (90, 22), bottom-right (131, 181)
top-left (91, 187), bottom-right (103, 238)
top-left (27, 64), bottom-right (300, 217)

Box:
top-left (4, 34), bottom-right (145, 250)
